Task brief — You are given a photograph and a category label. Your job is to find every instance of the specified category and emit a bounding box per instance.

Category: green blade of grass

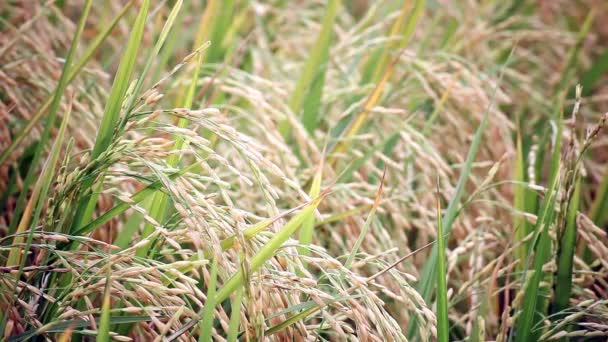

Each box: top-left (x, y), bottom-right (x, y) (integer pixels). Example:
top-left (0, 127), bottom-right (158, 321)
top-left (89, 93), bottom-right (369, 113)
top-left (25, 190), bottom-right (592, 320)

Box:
top-left (344, 170), bottom-right (384, 268)
top-left (118, 0), bottom-right (184, 126)
top-left (300, 58), bottom-right (328, 133)
top-left (511, 16), bottom-right (595, 336)
top-left (514, 91), bottom-right (565, 341)
top-left (219, 202), bottom-right (309, 251)
top-left (589, 170), bottom-right (608, 227)
top-left (226, 287), bottom-right (243, 342)
top-left (298, 161), bottom-right (323, 257)
top-left (71, 0), bottom-right (151, 231)
top-left (199, 258), bottom-right (218, 342)
top-left (579, 48), bottom-right (608, 97)
top-left (97, 263), bottom-right (113, 341)
top-left (205, 0), bottom-right (235, 64)
top-left (88, 1), bottom-right (185, 254)
top-left (554, 11), bottom-right (595, 97)
top-left (414, 87), bottom-right (487, 297)
top-left (278, 0), bottom-right (341, 137)
top-left (552, 177), bottom-right (580, 319)
top-left (214, 191), bottom-right (327, 304)
top-left (513, 130), bottom-right (531, 270)
top-left (514, 171), bottom-right (560, 342)
top-left (435, 179), bottom-right (449, 342)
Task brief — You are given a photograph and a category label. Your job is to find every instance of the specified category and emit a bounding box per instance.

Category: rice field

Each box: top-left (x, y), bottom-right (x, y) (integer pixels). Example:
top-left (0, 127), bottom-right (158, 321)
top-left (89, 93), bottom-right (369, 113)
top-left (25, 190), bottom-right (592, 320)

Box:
top-left (1, 0), bottom-right (608, 340)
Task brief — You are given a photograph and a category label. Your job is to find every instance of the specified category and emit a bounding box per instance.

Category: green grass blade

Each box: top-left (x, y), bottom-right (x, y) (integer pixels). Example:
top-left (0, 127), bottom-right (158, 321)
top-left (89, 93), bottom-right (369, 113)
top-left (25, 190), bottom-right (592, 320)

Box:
top-left (554, 11), bottom-right (595, 96)
top-left (226, 287), bottom-right (243, 342)
top-left (552, 178), bottom-right (580, 319)
top-left (90, 0), bottom-right (150, 158)
top-left (71, 0), bottom-right (150, 231)
top-left (298, 162), bottom-right (323, 257)
top-left (97, 264), bottom-right (113, 341)
top-left (214, 192), bottom-right (327, 304)
top-left (119, 0), bottom-right (184, 127)
top-left (580, 48), bottom-right (608, 97)
top-left (415, 94), bottom-right (486, 295)
top-left (513, 130), bottom-right (531, 270)
top-left (514, 172), bottom-right (560, 342)
top-left (205, 0), bottom-right (235, 64)
top-left (278, 0), bottom-right (341, 137)
top-left (514, 96), bottom-right (565, 341)
top-left (300, 60), bottom-right (327, 133)
top-left (590, 170), bottom-right (608, 226)
top-left (199, 258), bottom-right (218, 342)
top-left (344, 171), bottom-right (384, 268)
top-left (435, 180), bottom-right (449, 342)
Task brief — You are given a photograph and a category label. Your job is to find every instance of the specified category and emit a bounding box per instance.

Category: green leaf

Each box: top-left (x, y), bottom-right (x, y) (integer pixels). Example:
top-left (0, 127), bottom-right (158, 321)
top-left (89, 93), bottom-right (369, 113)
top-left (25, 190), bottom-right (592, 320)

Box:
top-left (214, 192), bottom-right (327, 304)
top-left (344, 171), bottom-right (384, 268)
top-left (552, 178), bottom-right (580, 320)
top-left (226, 287), bottom-right (243, 342)
top-left (97, 264), bottom-right (113, 341)
top-left (298, 161), bottom-right (323, 257)
top-left (514, 172), bottom-right (560, 342)
top-left (199, 258), bottom-right (218, 342)
top-left (435, 180), bottom-right (449, 342)
top-left (278, 0), bottom-right (341, 137)
top-left (71, 0), bottom-right (151, 231)
top-left (580, 48), bottom-right (608, 97)
top-left (513, 130), bottom-right (532, 270)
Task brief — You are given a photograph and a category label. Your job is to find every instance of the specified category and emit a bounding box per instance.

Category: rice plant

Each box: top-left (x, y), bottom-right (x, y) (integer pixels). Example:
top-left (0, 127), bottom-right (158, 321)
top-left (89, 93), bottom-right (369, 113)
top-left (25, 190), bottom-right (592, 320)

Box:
top-left (1, 1), bottom-right (608, 341)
